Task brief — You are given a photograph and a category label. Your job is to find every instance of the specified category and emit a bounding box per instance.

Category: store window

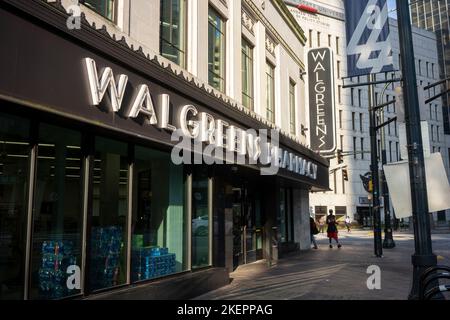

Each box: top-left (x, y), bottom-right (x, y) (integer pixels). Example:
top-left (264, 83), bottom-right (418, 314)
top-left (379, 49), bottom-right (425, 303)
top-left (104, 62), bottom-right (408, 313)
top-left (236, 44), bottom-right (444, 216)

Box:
top-left (266, 61), bottom-right (276, 123)
top-left (30, 124), bottom-right (83, 300)
top-left (208, 7), bottom-right (226, 92)
top-left (241, 38), bottom-right (254, 110)
top-left (82, 0), bottom-right (116, 22)
top-left (89, 137), bottom-right (128, 291)
top-left (131, 146), bottom-right (187, 282)
top-left (279, 188), bottom-right (286, 243)
top-left (191, 167), bottom-right (210, 269)
top-left (278, 188), bottom-right (293, 243)
top-left (160, 0), bottom-right (187, 68)
top-left (0, 113), bottom-right (30, 300)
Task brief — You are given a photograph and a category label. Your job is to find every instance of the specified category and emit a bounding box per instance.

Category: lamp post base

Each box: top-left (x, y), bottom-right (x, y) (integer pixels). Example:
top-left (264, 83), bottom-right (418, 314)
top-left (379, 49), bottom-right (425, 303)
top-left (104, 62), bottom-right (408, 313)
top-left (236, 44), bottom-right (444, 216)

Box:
top-left (408, 254), bottom-right (438, 300)
top-left (383, 229), bottom-right (396, 249)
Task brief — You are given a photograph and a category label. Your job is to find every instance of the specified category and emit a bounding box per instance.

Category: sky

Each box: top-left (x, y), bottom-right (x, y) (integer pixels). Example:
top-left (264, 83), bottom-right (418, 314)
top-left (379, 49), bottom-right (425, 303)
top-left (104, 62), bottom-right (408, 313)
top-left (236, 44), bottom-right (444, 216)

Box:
top-left (387, 0), bottom-right (397, 18)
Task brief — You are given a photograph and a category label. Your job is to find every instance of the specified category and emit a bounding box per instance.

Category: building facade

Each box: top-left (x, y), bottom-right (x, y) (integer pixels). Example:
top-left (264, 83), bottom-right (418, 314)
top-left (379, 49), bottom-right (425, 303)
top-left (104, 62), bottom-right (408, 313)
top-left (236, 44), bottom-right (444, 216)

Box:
top-left (0, 0), bottom-right (329, 300)
top-left (287, 0), bottom-right (450, 225)
top-left (411, 0), bottom-right (450, 135)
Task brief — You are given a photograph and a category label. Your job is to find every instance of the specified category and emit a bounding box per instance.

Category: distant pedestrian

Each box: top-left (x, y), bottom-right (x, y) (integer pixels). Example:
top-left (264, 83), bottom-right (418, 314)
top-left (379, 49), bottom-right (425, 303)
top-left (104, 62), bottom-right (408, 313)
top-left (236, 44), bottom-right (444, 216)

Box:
top-left (345, 216), bottom-right (352, 233)
top-left (326, 210), bottom-right (342, 249)
top-left (318, 217), bottom-right (325, 233)
top-left (310, 216), bottom-right (319, 249)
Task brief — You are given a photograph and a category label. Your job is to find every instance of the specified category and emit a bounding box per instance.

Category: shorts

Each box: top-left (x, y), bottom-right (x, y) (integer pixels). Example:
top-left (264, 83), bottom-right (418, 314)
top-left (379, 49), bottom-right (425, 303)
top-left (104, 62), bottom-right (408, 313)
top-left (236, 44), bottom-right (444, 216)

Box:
top-left (327, 232), bottom-right (339, 240)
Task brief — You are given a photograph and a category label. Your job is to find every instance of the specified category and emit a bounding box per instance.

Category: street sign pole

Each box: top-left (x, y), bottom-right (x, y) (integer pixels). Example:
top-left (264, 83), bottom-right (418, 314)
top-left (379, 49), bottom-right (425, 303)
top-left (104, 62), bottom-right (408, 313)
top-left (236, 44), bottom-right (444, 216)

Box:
top-left (395, 0), bottom-right (437, 300)
top-left (368, 74), bottom-right (383, 258)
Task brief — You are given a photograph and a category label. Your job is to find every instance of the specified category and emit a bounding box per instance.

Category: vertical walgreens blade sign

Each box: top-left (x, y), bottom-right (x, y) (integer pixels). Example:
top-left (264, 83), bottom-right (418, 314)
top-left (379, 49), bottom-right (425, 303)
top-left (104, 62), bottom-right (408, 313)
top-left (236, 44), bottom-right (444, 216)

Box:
top-left (308, 48), bottom-right (336, 154)
top-left (344, 0), bottom-right (394, 77)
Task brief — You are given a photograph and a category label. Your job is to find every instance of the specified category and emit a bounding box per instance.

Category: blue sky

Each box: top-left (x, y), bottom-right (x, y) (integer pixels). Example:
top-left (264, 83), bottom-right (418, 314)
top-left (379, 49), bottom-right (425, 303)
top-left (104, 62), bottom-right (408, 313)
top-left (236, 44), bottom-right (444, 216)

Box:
top-left (387, 0), bottom-right (397, 18)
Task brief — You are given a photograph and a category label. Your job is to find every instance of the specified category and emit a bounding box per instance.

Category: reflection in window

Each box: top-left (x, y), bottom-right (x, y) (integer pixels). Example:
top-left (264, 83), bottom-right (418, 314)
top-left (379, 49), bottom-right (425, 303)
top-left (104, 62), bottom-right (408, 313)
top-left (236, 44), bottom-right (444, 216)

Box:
top-left (89, 137), bottom-right (128, 291)
top-left (30, 124), bottom-right (83, 300)
top-left (160, 0), bottom-right (187, 68)
top-left (241, 38), bottom-right (254, 110)
top-left (208, 7), bottom-right (226, 92)
top-left (192, 168), bottom-right (209, 269)
top-left (131, 146), bottom-right (187, 282)
top-left (82, 0), bottom-right (116, 21)
top-left (0, 113), bottom-right (30, 300)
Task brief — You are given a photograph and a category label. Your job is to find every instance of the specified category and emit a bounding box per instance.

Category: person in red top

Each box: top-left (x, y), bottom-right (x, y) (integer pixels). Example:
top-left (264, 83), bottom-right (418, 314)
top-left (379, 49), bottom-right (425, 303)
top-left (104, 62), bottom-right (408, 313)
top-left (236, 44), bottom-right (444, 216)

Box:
top-left (326, 210), bottom-right (342, 249)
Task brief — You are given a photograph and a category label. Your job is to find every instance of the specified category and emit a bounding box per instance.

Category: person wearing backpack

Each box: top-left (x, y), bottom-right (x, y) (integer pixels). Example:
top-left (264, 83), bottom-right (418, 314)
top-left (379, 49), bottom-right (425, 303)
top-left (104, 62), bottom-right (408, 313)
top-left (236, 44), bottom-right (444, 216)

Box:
top-left (310, 216), bottom-right (319, 249)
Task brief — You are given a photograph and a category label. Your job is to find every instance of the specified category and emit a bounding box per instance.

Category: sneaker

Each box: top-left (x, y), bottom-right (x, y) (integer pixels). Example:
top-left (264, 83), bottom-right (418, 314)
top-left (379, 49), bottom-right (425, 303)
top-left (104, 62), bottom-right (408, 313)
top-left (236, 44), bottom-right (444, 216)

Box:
top-left (329, 245), bottom-right (333, 249)
top-left (313, 246), bottom-right (318, 250)
top-left (338, 244), bottom-right (342, 248)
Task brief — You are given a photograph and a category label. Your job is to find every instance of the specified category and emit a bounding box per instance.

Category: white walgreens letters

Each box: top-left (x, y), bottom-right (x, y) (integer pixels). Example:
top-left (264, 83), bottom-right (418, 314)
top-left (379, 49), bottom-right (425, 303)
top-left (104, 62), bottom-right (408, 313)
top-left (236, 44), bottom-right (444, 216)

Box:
top-left (84, 57), bottom-right (318, 179)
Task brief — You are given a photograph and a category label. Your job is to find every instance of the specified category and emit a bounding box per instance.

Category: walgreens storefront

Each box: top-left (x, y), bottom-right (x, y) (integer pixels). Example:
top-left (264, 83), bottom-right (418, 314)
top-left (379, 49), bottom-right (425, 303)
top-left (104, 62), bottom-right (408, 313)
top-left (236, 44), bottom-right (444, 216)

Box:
top-left (0, 0), bottom-right (329, 300)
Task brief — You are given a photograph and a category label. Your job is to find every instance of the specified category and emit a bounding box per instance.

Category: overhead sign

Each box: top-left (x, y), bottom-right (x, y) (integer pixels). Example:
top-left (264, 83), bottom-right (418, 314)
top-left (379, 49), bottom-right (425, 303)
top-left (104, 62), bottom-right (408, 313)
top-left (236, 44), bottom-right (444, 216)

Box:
top-left (308, 48), bottom-right (336, 154)
top-left (344, 0), bottom-right (394, 77)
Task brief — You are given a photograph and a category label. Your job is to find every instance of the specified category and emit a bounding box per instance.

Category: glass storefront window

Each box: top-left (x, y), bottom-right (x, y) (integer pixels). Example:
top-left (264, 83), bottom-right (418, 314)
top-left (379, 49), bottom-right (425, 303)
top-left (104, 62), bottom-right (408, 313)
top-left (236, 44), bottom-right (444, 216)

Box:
top-left (83, 0), bottom-right (116, 22)
top-left (131, 146), bottom-right (187, 283)
top-left (30, 124), bottom-right (83, 300)
top-left (208, 7), bottom-right (226, 92)
top-left (0, 113), bottom-right (30, 300)
top-left (191, 168), bottom-right (210, 269)
top-left (279, 188), bottom-right (286, 243)
top-left (160, 0), bottom-right (187, 68)
top-left (89, 137), bottom-right (128, 291)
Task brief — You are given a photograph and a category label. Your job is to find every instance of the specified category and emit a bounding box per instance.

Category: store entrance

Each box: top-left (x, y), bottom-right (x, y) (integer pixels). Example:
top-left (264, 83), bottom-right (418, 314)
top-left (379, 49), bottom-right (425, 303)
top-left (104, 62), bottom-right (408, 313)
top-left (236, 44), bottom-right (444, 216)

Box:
top-left (232, 186), bottom-right (260, 270)
top-left (356, 206), bottom-right (372, 227)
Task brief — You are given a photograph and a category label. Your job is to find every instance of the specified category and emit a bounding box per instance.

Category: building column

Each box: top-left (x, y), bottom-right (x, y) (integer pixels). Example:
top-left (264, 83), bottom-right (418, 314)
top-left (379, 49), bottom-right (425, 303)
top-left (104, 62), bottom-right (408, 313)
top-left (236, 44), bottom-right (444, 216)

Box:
top-left (293, 188), bottom-right (310, 251)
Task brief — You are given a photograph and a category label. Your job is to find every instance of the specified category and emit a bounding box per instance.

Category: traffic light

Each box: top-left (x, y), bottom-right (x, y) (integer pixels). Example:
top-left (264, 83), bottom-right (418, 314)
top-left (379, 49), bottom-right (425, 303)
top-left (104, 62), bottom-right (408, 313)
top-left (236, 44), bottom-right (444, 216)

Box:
top-left (368, 179), bottom-right (373, 193)
top-left (342, 169), bottom-right (349, 181)
top-left (337, 149), bottom-right (344, 164)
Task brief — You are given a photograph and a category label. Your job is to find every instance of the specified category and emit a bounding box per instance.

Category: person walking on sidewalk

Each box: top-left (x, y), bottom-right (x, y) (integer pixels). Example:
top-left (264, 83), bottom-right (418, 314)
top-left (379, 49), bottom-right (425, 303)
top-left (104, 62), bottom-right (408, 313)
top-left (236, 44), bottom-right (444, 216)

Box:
top-left (318, 217), bottom-right (325, 233)
top-left (326, 210), bottom-right (342, 249)
top-left (345, 216), bottom-right (352, 233)
top-left (310, 216), bottom-right (319, 249)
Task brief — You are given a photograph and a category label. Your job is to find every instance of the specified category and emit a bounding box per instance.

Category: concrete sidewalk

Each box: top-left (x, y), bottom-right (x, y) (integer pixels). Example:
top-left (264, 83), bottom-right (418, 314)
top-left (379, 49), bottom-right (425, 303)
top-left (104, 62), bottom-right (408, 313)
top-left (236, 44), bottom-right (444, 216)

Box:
top-left (193, 231), bottom-right (450, 300)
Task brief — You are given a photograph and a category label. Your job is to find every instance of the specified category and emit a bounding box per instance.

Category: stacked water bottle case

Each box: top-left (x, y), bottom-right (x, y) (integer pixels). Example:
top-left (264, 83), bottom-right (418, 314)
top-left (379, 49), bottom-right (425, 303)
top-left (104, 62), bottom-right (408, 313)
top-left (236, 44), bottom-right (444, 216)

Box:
top-left (90, 226), bottom-right (123, 289)
top-left (132, 246), bottom-right (176, 282)
top-left (39, 241), bottom-right (77, 299)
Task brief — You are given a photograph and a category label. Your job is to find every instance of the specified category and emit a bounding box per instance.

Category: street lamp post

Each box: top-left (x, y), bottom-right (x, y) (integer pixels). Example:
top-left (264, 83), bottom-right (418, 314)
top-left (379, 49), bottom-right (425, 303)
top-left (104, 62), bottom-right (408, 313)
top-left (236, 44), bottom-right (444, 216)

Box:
top-left (368, 74), bottom-right (383, 258)
top-left (378, 84), bottom-right (396, 249)
top-left (396, 0), bottom-right (437, 300)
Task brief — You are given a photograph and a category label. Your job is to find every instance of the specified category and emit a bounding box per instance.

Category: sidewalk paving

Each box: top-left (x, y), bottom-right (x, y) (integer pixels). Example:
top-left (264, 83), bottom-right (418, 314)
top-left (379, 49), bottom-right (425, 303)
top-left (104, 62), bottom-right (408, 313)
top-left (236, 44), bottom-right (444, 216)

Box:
top-left (194, 230), bottom-right (450, 300)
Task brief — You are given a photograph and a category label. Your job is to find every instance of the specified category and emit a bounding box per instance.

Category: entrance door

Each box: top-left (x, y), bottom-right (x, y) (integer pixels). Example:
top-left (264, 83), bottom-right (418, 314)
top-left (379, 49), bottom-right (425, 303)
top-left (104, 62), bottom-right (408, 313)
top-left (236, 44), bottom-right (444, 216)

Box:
top-left (232, 187), bottom-right (256, 270)
top-left (437, 211), bottom-right (447, 224)
top-left (356, 207), bottom-right (371, 227)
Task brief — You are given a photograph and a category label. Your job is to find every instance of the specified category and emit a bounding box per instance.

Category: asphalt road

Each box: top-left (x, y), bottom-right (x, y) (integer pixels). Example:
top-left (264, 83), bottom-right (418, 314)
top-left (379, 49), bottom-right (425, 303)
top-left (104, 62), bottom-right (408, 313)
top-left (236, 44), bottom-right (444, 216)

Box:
top-left (193, 230), bottom-right (450, 300)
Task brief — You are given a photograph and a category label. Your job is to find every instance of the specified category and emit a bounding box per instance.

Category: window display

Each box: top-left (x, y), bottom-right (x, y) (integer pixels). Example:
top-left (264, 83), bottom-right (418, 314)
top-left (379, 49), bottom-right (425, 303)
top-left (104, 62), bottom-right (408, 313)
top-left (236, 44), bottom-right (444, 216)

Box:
top-left (89, 137), bottom-right (128, 291)
top-left (30, 123), bottom-right (83, 299)
top-left (131, 146), bottom-right (187, 282)
top-left (0, 113), bottom-right (30, 300)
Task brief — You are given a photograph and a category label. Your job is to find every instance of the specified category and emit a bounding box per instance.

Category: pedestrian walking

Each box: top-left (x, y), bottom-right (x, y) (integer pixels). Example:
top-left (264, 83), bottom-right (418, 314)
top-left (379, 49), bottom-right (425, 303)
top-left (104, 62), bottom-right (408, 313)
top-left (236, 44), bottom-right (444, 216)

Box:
top-left (310, 216), bottom-right (319, 249)
top-left (318, 216), bottom-right (325, 233)
top-left (326, 210), bottom-right (342, 249)
top-left (345, 216), bottom-right (352, 233)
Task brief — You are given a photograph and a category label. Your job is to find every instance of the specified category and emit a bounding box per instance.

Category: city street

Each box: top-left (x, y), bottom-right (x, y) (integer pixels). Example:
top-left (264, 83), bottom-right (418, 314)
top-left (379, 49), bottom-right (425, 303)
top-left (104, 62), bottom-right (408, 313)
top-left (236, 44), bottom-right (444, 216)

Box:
top-left (194, 230), bottom-right (450, 300)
